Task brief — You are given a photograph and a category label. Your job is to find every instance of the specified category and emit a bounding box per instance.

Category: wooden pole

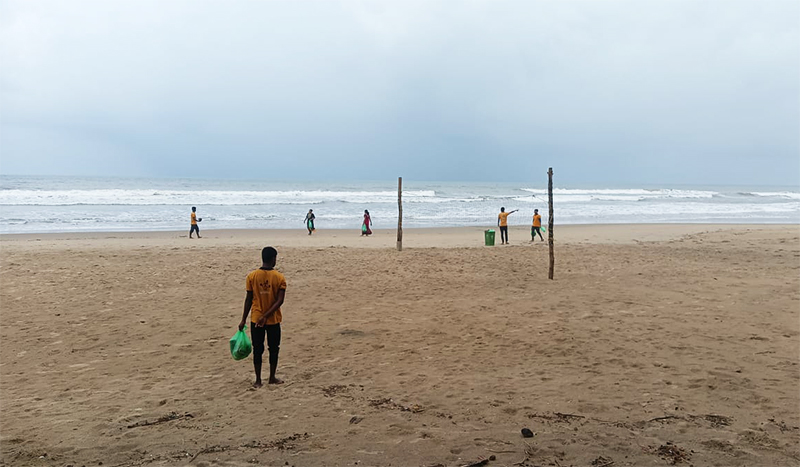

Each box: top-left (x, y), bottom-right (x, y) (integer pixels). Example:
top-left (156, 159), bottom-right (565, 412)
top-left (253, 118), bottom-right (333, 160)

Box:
top-left (548, 168), bottom-right (554, 280)
top-left (397, 177), bottom-right (403, 251)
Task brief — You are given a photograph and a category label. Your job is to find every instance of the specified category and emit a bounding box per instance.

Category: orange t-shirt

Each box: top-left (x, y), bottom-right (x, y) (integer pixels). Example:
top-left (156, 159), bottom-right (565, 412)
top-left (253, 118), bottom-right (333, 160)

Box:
top-left (191, 212), bottom-right (197, 225)
top-left (498, 212), bottom-right (510, 227)
top-left (245, 269), bottom-right (287, 325)
top-left (533, 214), bottom-right (541, 227)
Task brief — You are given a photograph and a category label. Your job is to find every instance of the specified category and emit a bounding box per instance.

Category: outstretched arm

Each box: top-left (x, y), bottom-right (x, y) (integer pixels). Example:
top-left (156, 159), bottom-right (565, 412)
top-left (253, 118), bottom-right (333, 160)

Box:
top-left (510, 209), bottom-right (519, 214)
top-left (239, 291), bottom-right (253, 330)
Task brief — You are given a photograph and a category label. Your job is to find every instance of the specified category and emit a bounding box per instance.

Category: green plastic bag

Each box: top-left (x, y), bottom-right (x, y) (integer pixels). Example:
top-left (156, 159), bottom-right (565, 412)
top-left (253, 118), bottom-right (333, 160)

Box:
top-left (541, 226), bottom-right (546, 233)
top-left (361, 224), bottom-right (367, 233)
top-left (229, 329), bottom-right (252, 361)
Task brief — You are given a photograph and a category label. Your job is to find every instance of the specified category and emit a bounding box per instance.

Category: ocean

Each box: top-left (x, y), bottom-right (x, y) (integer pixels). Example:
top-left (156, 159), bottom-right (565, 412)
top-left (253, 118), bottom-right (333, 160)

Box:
top-left (0, 175), bottom-right (798, 234)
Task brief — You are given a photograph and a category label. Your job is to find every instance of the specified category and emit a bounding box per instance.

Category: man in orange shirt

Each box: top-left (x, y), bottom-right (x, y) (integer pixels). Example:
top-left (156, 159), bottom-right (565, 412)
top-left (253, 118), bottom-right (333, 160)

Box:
top-left (189, 206), bottom-right (202, 239)
top-left (238, 247), bottom-right (287, 387)
top-left (497, 207), bottom-right (518, 245)
top-left (531, 209), bottom-right (544, 242)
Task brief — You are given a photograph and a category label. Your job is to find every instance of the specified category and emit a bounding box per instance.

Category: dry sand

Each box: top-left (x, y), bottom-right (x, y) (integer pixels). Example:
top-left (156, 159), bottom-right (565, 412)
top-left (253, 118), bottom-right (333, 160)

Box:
top-left (1, 224), bottom-right (799, 467)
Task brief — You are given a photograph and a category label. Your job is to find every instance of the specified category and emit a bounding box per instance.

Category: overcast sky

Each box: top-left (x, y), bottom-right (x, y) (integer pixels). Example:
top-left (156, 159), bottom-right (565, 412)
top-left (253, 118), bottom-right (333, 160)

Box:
top-left (0, 0), bottom-right (798, 185)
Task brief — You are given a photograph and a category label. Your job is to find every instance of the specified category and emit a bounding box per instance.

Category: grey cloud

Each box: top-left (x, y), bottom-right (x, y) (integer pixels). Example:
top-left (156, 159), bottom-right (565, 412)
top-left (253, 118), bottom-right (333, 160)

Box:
top-left (1, 0), bottom-right (797, 185)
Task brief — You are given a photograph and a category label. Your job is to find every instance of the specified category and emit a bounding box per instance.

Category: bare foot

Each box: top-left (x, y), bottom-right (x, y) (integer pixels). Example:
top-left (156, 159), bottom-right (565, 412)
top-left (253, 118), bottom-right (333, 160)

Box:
top-left (253, 380), bottom-right (263, 388)
top-left (268, 377), bottom-right (284, 385)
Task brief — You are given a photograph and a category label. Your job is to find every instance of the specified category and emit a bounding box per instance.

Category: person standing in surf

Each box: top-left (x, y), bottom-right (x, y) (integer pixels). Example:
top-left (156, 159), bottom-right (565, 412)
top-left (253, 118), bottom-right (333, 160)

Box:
top-left (361, 210), bottom-right (372, 236)
top-left (304, 209), bottom-right (316, 235)
top-left (189, 206), bottom-right (202, 239)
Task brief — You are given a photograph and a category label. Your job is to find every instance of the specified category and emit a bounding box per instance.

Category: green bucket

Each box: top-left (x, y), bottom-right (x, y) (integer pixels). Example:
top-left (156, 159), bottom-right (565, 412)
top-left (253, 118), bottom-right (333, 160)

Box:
top-left (484, 229), bottom-right (495, 246)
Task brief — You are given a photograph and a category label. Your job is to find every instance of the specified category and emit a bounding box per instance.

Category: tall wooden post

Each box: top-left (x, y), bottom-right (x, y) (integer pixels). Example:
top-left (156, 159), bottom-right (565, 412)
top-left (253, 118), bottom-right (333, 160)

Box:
top-left (397, 177), bottom-right (403, 251)
top-left (548, 168), bottom-right (554, 280)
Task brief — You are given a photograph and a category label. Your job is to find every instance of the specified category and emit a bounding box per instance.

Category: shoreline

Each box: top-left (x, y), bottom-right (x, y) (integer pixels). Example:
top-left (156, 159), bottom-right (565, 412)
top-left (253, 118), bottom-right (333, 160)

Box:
top-left (1, 223), bottom-right (797, 250)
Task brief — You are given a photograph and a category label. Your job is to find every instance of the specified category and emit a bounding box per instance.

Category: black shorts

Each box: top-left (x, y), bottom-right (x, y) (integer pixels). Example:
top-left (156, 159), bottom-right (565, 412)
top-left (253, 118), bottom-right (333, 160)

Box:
top-left (251, 322), bottom-right (281, 361)
top-left (190, 224), bottom-right (200, 234)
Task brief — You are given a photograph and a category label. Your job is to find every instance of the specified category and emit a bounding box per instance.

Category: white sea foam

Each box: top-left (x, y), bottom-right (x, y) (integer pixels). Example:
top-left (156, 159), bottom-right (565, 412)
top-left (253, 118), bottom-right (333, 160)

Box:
top-left (519, 188), bottom-right (717, 200)
top-left (749, 192), bottom-right (800, 200)
top-left (0, 189), bottom-right (439, 206)
top-left (0, 177), bottom-right (797, 233)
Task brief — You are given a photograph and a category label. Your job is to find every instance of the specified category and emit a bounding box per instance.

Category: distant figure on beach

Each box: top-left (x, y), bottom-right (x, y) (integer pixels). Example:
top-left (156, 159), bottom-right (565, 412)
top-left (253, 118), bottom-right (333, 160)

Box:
top-left (497, 207), bottom-right (517, 244)
top-left (361, 210), bottom-right (372, 236)
top-left (238, 246), bottom-right (286, 387)
top-left (304, 209), bottom-right (316, 235)
top-left (531, 209), bottom-right (544, 242)
top-left (189, 206), bottom-right (202, 239)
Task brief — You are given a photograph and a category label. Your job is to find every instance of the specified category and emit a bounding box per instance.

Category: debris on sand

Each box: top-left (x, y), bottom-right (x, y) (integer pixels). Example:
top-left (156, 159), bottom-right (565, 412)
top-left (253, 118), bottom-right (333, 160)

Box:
top-left (459, 458), bottom-right (490, 467)
top-left (241, 433), bottom-right (311, 451)
top-left (527, 412), bottom-right (585, 424)
top-left (322, 384), bottom-right (349, 397)
top-left (591, 455), bottom-right (614, 467)
top-left (368, 397), bottom-right (424, 413)
top-left (127, 412), bottom-right (193, 429)
top-left (654, 443), bottom-right (691, 465)
top-left (702, 414), bottom-right (732, 427)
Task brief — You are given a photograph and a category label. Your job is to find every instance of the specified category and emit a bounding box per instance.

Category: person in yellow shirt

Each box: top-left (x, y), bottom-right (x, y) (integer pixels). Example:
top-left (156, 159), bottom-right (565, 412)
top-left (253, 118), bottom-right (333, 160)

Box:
top-left (531, 209), bottom-right (544, 242)
top-left (497, 207), bottom-right (518, 244)
top-left (238, 246), bottom-right (287, 387)
top-left (189, 206), bottom-right (202, 239)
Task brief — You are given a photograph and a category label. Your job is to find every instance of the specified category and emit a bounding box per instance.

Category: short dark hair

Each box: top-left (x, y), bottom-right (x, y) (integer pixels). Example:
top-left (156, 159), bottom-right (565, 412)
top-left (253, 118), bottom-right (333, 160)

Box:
top-left (192, 206), bottom-right (196, 211)
top-left (501, 207), bottom-right (505, 212)
top-left (261, 246), bottom-right (277, 263)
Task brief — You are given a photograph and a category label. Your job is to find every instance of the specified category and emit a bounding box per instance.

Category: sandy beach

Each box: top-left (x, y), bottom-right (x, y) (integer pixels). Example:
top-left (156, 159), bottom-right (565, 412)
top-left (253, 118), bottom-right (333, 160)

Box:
top-left (1, 224), bottom-right (798, 467)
